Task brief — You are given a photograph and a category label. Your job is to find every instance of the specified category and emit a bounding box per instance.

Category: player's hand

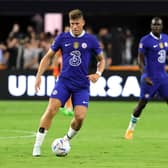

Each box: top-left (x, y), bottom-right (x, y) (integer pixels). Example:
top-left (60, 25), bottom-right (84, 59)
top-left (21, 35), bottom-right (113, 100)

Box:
top-left (87, 73), bottom-right (100, 83)
top-left (35, 76), bottom-right (41, 93)
top-left (144, 77), bottom-right (153, 86)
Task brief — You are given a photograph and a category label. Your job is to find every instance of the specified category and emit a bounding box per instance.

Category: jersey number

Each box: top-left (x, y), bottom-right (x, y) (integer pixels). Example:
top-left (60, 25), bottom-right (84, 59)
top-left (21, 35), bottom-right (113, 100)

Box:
top-left (158, 50), bottom-right (166, 63)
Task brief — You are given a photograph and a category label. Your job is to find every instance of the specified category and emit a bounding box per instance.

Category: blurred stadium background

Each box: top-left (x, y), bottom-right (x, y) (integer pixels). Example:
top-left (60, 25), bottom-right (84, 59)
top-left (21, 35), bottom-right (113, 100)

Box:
top-left (1, 0), bottom-right (168, 100)
top-left (0, 1), bottom-right (168, 168)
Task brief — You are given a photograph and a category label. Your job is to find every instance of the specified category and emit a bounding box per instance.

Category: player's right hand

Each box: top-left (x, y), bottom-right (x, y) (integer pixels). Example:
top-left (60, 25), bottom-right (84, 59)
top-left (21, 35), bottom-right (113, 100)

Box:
top-left (35, 76), bottom-right (41, 93)
top-left (144, 77), bottom-right (153, 86)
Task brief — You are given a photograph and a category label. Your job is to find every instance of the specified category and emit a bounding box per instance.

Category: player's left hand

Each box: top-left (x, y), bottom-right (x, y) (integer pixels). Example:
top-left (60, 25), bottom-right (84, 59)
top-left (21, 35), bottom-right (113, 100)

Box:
top-left (87, 73), bottom-right (100, 83)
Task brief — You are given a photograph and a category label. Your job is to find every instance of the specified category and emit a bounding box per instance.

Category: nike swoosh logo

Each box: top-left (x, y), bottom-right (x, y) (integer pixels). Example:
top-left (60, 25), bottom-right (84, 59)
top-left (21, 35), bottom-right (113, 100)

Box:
top-left (153, 45), bottom-right (158, 48)
top-left (65, 43), bottom-right (71, 47)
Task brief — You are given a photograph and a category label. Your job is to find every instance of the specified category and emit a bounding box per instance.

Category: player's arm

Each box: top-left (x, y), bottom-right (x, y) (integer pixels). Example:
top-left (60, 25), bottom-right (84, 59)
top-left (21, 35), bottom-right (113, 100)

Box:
top-left (88, 51), bottom-right (105, 83)
top-left (96, 52), bottom-right (105, 75)
top-left (137, 52), bottom-right (145, 73)
top-left (138, 52), bottom-right (153, 86)
top-left (35, 48), bottom-right (55, 92)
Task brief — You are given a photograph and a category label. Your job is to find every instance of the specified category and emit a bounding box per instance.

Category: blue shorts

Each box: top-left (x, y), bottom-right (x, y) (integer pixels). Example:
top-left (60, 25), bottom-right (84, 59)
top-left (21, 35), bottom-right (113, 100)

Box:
top-left (50, 77), bottom-right (89, 107)
top-left (140, 74), bottom-right (168, 100)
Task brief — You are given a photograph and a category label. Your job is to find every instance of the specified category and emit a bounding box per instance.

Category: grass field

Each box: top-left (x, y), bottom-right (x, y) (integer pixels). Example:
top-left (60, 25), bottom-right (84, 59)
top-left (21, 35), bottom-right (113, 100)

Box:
top-left (0, 100), bottom-right (168, 168)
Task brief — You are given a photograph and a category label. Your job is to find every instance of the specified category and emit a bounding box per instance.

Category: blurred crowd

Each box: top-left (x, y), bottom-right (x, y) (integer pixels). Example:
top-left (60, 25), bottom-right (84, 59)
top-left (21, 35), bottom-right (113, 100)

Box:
top-left (0, 18), bottom-right (137, 70)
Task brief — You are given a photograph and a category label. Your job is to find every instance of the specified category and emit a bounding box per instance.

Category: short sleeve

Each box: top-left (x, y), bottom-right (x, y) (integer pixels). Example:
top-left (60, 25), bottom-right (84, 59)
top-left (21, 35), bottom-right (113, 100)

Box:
top-left (51, 33), bottom-right (63, 52)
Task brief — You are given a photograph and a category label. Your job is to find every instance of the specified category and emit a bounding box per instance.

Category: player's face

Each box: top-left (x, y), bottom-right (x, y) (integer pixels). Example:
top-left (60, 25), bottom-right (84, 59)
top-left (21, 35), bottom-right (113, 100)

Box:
top-left (151, 19), bottom-right (163, 36)
top-left (69, 18), bottom-right (85, 36)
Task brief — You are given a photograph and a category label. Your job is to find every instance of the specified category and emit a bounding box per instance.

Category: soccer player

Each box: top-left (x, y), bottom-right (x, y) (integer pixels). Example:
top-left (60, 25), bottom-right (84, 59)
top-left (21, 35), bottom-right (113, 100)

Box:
top-left (32, 9), bottom-right (105, 156)
top-left (125, 17), bottom-right (168, 140)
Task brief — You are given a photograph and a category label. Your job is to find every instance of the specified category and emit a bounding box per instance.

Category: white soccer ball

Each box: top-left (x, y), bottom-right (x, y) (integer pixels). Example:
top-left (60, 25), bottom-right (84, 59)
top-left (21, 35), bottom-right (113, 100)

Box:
top-left (51, 138), bottom-right (71, 156)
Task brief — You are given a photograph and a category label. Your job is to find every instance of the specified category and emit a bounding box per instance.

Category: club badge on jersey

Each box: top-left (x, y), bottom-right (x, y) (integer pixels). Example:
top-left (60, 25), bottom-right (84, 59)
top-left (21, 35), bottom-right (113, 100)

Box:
top-left (159, 42), bottom-right (164, 48)
top-left (73, 42), bottom-right (79, 49)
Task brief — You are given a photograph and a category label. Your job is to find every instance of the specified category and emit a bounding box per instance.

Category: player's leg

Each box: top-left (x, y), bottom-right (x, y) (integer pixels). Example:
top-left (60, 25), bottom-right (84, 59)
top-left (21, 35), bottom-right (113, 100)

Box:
top-left (125, 99), bottom-right (147, 139)
top-left (32, 79), bottom-right (69, 156)
top-left (125, 75), bottom-right (159, 139)
top-left (32, 98), bottom-right (61, 156)
top-left (64, 105), bottom-right (87, 141)
top-left (63, 88), bottom-right (89, 141)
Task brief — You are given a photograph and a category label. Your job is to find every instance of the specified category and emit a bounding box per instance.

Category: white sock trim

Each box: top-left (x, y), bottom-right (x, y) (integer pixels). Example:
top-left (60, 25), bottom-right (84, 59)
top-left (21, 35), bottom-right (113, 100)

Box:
top-left (67, 127), bottom-right (77, 140)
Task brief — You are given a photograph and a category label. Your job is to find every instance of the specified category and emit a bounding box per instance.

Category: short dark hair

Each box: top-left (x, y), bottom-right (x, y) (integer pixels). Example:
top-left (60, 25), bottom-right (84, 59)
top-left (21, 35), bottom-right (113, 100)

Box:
top-left (151, 17), bottom-right (162, 25)
top-left (69, 9), bottom-right (84, 20)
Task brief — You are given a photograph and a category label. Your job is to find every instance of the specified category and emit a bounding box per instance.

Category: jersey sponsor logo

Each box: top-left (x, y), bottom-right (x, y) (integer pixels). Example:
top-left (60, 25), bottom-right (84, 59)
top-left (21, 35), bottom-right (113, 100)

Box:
top-left (69, 50), bottom-right (82, 66)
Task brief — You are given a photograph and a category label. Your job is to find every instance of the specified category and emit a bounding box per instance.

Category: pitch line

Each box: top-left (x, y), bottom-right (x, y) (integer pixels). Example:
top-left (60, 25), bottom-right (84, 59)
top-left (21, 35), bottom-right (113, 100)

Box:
top-left (0, 129), bottom-right (36, 139)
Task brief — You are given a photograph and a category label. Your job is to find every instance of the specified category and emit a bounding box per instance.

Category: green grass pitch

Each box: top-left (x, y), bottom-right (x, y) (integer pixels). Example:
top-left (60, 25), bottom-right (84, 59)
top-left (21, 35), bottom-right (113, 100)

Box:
top-left (0, 100), bottom-right (168, 168)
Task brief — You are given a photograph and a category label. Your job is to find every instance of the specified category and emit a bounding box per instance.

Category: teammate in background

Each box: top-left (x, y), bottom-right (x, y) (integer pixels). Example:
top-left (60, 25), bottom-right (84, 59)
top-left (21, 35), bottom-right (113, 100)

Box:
top-left (125, 17), bottom-right (168, 140)
top-left (32, 9), bottom-right (105, 156)
top-left (53, 50), bottom-right (74, 116)
top-left (52, 26), bottom-right (74, 116)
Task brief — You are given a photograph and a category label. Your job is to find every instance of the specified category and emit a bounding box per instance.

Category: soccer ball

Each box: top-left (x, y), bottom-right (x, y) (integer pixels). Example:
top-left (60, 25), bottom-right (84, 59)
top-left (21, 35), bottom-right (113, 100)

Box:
top-left (51, 138), bottom-right (71, 156)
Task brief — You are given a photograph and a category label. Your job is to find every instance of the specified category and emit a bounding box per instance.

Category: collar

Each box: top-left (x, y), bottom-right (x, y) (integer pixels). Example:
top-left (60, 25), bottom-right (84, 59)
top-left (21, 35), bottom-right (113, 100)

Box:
top-left (150, 32), bottom-right (162, 40)
top-left (70, 30), bottom-right (85, 38)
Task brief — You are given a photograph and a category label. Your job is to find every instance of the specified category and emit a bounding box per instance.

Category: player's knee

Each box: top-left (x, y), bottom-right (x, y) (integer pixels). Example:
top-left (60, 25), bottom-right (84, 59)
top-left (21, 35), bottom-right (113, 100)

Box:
top-left (140, 100), bottom-right (148, 109)
top-left (76, 115), bottom-right (85, 122)
top-left (74, 107), bottom-right (87, 124)
top-left (46, 106), bottom-right (59, 118)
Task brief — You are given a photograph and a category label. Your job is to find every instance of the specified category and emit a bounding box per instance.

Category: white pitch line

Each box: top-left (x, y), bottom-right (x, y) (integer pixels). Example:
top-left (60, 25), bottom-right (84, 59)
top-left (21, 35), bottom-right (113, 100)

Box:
top-left (0, 129), bottom-right (36, 139)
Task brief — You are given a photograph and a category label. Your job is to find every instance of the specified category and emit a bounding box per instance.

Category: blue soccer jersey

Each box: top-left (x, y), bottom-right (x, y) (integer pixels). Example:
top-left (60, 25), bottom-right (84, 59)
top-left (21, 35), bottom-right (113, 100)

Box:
top-left (51, 30), bottom-right (102, 88)
top-left (138, 32), bottom-right (168, 100)
top-left (139, 32), bottom-right (168, 78)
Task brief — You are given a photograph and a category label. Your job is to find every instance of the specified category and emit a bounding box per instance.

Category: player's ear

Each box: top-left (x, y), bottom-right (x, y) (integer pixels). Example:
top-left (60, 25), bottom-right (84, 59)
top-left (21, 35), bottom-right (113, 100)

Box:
top-left (82, 19), bottom-right (85, 26)
top-left (150, 23), bottom-right (153, 29)
top-left (160, 24), bottom-right (163, 30)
